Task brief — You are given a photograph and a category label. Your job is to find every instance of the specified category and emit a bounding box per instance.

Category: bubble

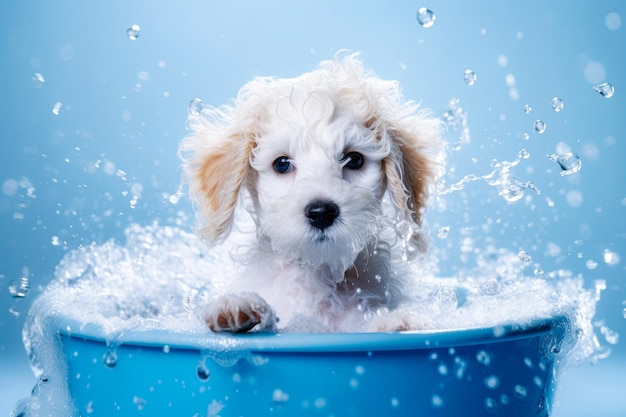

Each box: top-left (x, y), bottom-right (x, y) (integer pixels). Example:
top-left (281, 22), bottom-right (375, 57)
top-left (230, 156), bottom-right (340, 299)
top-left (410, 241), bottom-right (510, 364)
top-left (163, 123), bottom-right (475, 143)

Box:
top-left (522, 133), bottom-right (530, 140)
top-left (603, 250), bottom-right (620, 266)
top-left (485, 375), bottom-right (500, 389)
top-left (196, 360), bottom-right (211, 381)
top-left (593, 82), bottom-right (615, 98)
top-left (497, 54), bottom-right (508, 68)
top-left (431, 395), bottom-right (444, 408)
top-left (188, 98), bottom-right (203, 115)
top-left (534, 120), bottom-right (546, 134)
top-left (585, 259), bottom-right (598, 270)
top-left (523, 104), bottom-right (532, 114)
top-left (52, 102), bottom-right (63, 116)
top-left (416, 7), bottom-right (436, 28)
top-left (31, 73), bottom-right (45, 88)
top-left (518, 250), bottom-right (532, 263)
top-left (551, 97), bottom-right (564, 112)
top-left (272, 388), bottom-right (289, 403)
top-left (2, 178), bottom-right (19, 196)
top-left (485, 397), bottom-right (497, 411)
top-left (133, 396), bottom-right (146, 411)
top-left (565, 190), bottom-right (584, 208)
top-left (390, 397), bottom-right (400, 408)
top-left (127, 24), bottom-right (141, 40)
top-left (476, 350), bottom-right (491, 366)
top-left (548, 152), bottom-right (582, 176)
top-left (464, 69), bottom-right (477, 86)
top-left (9, 277), bottom-right (30, 298)
top-left (517, 149), bottom-right (530, 159)
top-left (605, 12), bottom-right (621, 30)
top-left (437, 226), bottom-right (450, 239)
top-left (584, 62), bottom-right (606, 84)
top-left (514, 384), bottom-right (527, 398)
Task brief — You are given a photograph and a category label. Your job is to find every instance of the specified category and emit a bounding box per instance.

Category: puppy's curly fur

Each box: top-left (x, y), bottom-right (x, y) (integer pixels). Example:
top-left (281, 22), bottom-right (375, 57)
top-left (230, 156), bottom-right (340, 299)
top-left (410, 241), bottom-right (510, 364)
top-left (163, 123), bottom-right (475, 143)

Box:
top-left (179, 53), bottom-right (444, 332)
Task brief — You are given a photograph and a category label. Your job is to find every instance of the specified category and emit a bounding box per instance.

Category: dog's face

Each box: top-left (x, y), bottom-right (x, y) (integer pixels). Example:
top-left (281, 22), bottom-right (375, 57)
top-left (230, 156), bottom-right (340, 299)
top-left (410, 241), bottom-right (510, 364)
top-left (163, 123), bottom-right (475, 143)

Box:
top-left (179, 54), bottom-right (443, 278)
top-left (248, 95), bottom-right (388, 280)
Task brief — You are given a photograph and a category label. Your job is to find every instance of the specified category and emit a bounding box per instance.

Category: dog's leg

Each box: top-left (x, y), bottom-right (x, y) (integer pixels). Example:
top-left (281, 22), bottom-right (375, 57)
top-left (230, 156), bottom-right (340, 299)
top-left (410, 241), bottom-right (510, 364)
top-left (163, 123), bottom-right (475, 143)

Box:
top-left (203, 292), bottom-right (277, 333)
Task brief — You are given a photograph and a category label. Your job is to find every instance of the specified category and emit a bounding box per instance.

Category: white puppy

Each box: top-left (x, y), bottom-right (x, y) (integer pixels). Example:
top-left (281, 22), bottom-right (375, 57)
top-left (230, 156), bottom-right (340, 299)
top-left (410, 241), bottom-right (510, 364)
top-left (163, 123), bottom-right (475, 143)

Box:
top-left (179, 53), bottom-right (444, 333)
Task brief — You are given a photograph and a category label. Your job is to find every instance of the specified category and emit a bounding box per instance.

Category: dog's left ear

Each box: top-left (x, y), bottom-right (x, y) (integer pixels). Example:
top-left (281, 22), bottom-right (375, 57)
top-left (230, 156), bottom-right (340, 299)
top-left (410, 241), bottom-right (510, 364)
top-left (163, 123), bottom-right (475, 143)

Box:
top-left (179, 111), bottom-right (257, 244)
top-left (381, 112), bottom-right (444, 246)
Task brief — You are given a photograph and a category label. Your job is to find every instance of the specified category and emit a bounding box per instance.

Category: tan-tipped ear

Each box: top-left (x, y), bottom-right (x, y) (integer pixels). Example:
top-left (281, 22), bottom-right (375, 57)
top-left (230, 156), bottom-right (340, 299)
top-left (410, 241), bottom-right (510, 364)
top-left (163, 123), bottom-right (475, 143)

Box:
top-left (383, 114), bottom-right (444, 239)
top-left (180, 127), bottom-right (255, 243)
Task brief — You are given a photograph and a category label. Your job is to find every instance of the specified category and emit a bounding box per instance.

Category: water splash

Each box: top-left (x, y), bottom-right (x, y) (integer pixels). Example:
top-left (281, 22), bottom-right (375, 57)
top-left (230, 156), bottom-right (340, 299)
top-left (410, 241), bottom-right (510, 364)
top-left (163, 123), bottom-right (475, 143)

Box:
top-left (439, 158), bottom-right (540, 203)
top-left (441, 98), bottom-right (470, 151)
top-left (464, 70), bottom-right (477, 86)
top-left (416, 7), bottom-right (436, 28)
top-left (592, 82), bottom-right (614, 98)
top-left (548, 152), bottom-right (582, 176)
top-left (127, 24), bottom-right (141, 40)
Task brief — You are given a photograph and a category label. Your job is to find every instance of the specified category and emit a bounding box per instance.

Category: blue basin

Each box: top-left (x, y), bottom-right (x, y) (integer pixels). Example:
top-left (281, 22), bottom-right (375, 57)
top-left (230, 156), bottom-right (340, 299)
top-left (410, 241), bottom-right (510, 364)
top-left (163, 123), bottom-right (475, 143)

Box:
top-left (54, 315), bottom-right (566, 416)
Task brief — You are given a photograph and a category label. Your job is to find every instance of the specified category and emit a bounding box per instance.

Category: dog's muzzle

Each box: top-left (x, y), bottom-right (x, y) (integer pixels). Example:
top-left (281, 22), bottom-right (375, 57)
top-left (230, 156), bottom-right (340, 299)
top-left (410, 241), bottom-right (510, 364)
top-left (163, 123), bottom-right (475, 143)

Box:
top-left (305, 200), bottom-right (340, 231)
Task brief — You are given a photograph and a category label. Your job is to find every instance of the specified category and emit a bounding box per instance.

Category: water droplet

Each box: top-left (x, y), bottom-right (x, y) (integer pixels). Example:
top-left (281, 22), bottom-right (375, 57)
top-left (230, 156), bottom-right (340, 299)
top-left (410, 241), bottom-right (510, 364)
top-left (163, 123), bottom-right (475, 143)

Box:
top-left (586, 259), bottom-right (598, 270)
top-left (522, 132), bottom-right (530, 140)
top-left (514, 384), bottom-right (527, 398)
top-left (551, 97), bottom-right (564, 112)
top-left (517, 149), bottom-right (530, 159)
top-left (8, 277), bottom-right (30, 298)
top-left (437, 226), bottom-right (450, 239)
top-left (534, 120), bottom-right (546, 134)
top-left (374, 274), bottom-right (382, 282)
top-left (390, 397), bottom-right (400, 408)
top-left (603, 249), bottom-right (620, 266)
top-left (163, 345), bottom-right (170, 353)
top-left (416, 7), bottom-right (436, 28)
top-left (52, 102), bottom-right (63, 116)
top-left (127, 24), bottom-right (141, 40)
top-left (197, 359), bottom-right (211, 381)
top-left (431, 395), bottom-right (444, 408)
top-left (484, 397), bottom-right (497, 411)
top-left (188, 98), bottom-right (203, 115)
top-left (518, 250), bottom-right (532, 263)
top-left (523, 104), bottom-right (532, 114)
top-left (593, 82), bottom-right (614, 98)
top-left (605, 12), bottom-right (622, 31)
top-left (133, 396), bottom-right (146, 411)
top-left (102, 347), bottom-right (118, 368)
top-left (484, 375), bottom-right (500, 389)
top-left (437, 363), bottom-right (448, 375)
top-left (533, 267), bottom-right (544, 276)
top-left (464, 69), bottom-right (477, 86)
top-left (548, 152), bottom-right (582, 176)
top-left (476, 350), bottom-right (491, 366)
top-left (31, 73), bottom-right (45, 88)
top-left (272, 388), bottom-right (289, 403)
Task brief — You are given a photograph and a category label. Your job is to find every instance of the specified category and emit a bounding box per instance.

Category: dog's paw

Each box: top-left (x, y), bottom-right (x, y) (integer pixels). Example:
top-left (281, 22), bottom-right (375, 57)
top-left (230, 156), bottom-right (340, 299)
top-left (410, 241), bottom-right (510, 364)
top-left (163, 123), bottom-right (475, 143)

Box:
top-left (368, 309), bottom-right (433, 332)
top-left (203, 292), bottom-right (277, 333)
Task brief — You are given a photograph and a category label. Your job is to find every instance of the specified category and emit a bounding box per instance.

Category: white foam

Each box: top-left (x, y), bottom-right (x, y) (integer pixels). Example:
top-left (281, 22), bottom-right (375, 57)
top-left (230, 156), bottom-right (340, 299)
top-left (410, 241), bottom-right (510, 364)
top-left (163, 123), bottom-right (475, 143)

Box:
top-left (17, 222), bottom-right (606, 416)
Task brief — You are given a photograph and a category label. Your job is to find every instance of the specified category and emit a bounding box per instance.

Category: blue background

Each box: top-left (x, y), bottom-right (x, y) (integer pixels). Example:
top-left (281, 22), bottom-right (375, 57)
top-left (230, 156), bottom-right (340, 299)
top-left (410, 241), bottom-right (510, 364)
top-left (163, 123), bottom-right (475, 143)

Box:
top-left (1, 1), bottom-right (624, 415)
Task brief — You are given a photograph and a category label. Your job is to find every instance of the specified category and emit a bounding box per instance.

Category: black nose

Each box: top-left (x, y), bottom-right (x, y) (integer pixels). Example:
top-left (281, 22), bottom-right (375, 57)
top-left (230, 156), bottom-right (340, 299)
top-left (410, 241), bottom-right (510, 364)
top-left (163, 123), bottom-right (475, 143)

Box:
top-left (305, 200), bottom-right (340, 231)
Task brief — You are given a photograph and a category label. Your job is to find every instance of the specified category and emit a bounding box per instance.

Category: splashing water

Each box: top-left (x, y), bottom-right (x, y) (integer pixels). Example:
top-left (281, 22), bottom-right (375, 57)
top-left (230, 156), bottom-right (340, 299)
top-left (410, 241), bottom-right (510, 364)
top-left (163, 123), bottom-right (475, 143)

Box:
top-left (127, 24), bottom-right (141, 40)
top-left (464, 70), bottom-right (477, 86)
top-left (548, 152), bottom-right (582, 176)
top-left (438, 158), bottom-right (540, 203)
top-left (441, 98), bottom-right (470, 151)
top-left (592, 82), bottom-right (615, 98)
top-left (416, 7), bottom-right (436, 28)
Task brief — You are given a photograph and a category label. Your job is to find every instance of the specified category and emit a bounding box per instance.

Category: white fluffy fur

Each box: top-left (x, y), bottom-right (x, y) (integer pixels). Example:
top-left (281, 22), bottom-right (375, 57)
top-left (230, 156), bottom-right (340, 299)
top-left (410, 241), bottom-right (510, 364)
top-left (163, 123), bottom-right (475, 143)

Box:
top-left (179, 53), bottom-right (444, 332)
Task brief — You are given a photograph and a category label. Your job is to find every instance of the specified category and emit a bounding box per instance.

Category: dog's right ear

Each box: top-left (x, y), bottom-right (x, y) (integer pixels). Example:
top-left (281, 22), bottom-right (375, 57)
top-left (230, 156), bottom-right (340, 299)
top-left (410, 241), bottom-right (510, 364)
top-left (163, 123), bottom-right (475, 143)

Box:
top-left (178, 108), bottom-right (256, 243)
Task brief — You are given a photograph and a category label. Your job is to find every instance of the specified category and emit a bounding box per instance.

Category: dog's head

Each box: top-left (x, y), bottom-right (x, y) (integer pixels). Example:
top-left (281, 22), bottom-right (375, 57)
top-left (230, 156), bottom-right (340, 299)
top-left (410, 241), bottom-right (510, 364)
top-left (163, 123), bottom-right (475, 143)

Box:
top-left (179, 53), bottom-right (443, 277)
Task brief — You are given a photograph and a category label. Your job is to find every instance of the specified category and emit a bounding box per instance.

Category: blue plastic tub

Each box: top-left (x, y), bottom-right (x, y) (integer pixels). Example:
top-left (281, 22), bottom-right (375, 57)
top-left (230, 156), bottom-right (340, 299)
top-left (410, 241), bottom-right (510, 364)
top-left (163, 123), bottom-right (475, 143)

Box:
top-left (56, 316), bottom-right (566, 416)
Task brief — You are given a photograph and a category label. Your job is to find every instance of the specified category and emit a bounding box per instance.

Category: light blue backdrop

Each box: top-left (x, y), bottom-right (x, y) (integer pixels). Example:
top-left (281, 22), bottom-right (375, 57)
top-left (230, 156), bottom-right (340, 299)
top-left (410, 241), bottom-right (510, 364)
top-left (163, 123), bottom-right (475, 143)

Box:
top-left (1, 1), bottom-right (624, 415)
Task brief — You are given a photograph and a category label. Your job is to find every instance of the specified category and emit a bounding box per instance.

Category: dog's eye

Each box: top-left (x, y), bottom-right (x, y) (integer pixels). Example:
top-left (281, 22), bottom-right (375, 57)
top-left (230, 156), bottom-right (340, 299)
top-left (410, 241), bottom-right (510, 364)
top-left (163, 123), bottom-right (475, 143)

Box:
top-left (341, 152), bottom-right (364, 170)
top-left (273, 156), bottom-right (294, 174)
